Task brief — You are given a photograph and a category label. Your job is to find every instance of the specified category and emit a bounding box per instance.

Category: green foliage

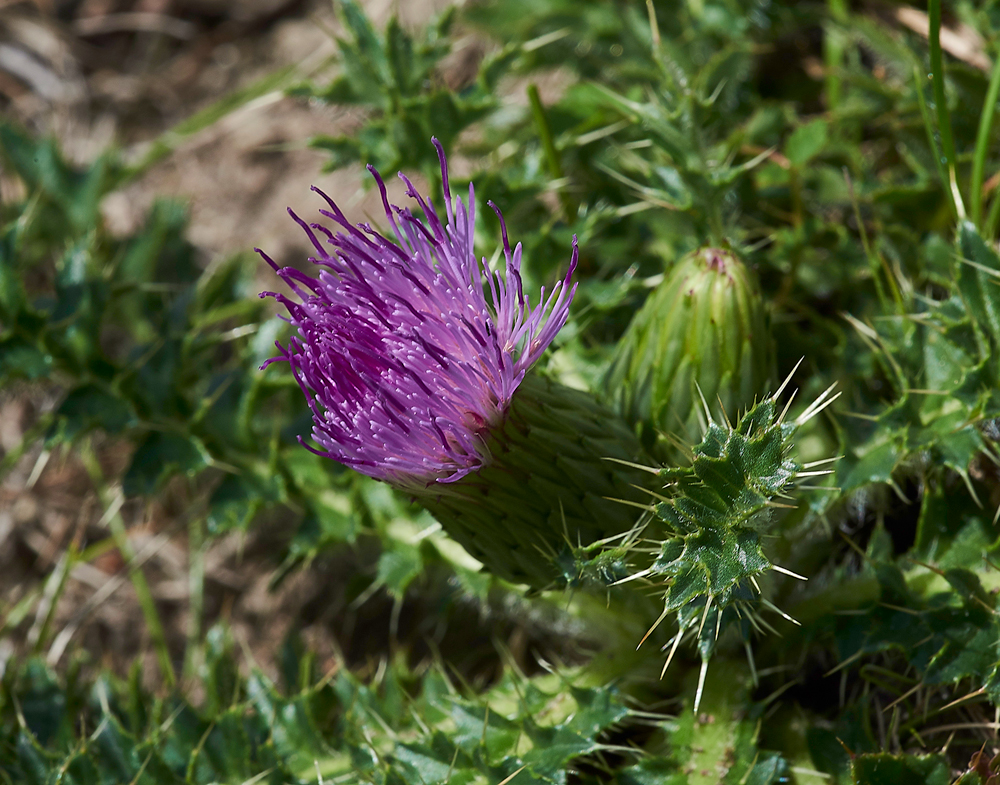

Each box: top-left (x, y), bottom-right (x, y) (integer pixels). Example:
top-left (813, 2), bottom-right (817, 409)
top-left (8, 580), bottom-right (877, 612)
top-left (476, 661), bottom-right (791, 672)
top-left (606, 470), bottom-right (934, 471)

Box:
top-left (0, 120), bottom-right (392, 560)
top-left (850, 753), bottom-right (951, 785)
top-left (0, 634), bottom-right (789, 784)
top-left (293, 0), bottom-right (508, 179)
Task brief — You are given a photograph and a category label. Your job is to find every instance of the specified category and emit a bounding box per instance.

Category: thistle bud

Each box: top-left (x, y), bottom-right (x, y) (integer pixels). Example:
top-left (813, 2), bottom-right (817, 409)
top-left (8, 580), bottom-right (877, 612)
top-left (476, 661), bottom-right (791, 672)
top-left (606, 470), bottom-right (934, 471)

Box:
top-left (604, 247), bottom-right (774, 456)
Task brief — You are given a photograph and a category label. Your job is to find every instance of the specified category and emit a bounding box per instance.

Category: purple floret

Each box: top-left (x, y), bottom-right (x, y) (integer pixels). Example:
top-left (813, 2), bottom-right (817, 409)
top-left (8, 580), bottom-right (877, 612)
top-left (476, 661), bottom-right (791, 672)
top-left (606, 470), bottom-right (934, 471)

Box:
top-left (258, 139), bottom-right (578, 488)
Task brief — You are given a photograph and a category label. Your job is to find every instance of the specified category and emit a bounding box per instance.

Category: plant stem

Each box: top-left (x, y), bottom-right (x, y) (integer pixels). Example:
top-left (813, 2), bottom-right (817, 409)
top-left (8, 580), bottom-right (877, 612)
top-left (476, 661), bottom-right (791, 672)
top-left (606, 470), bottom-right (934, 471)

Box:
top-left (184, 515), bottom-right (206, 683)
top-left (971, 54), bottom-right (1000, 229)
top-left (927, 0), bottom-right (966, 220)
top-left (527, 83), bottom-right (576, 223)
top-left (118, 66), bottom-right (296, 185)
top-left (987, 180), bottom-right (1000, 238)
top-left (824, 0), bottom-right (848, 110)
top-left (844, 168), bottom-right (902, 312)
top-left (27, 549), bottom-right (74, 653)
top-left (914, 65), bottom-right (958, 223)
top-left (80, 440), bottom-right (177, 687)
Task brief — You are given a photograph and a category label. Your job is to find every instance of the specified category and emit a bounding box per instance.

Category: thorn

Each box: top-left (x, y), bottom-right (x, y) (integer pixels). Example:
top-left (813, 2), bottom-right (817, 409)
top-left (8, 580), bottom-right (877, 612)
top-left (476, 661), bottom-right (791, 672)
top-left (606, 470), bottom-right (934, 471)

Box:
top-left (842, 312), bottom-right (879, 340)
top-left (959, 471), bottom-right (983, 509)
top-left (638, 605), bottom-right (671, 649)
top-left (630, 483), bottom-right (671, 503)
top-left (697, 595), bottom-right (714, 637)
top-left (772, 357), bottom-right (804, 401)
top-left (588, 527), bottom-right (642, 548)
top-left (557, 498), bottom-right (570, 546)
top-left (660, 630), bottom-right (684, 679)
top-left (803, 456), bottom-right (842, 469)
top-left (755, 613), bottom-right (781, 637)
top-left (497, 766), bottom-right (527, 785)
top-left (777, 389), bottom-right (798, 426)
top-left (939, 687), bottom-right (985, 712)
top-left (960, 256), bottom-right (1000, 280)
top-left (761, 598), bottom-right (800, 626)
top-left (883, 683), bottom-right (922, 712)
top-left (602, 497), bottom-right (655, 512)
top-left (771, 564), bottom-right (808, 581)
top-left (907, 558), bottom-right (944, 576)
top-left (613, 568), bottom-right (652, 587)
top-left (602, 457), bottom-right (661, 474)
top-left (887, 480), bottom-right (910, 504)
top-left (797, 469), bottom-right (836, 477)
top-left (749, 575), bottom-right (761, 593)
top-left (765, 501), bottom-right (798, 509)
top-left (717, 395), bottom-right (733, 429)
top-left (693, 659), bottom-right (709, 714)
top-left (824, 648), bottom-right (865, 677)
top-left (661, 430), bottom-right (696, 462)
top-left (694, 382), bottom-right (714, 428)
top-left (745, 641), bottom-right (758, 688)
top-left (840, 410), bottom-right (878, 422)
top-left (838, 530), bottom-right (868, 560)
top-left (800, 390), bottom-right (843, 424)
top-left (795, 382), bottom-right (839, 425)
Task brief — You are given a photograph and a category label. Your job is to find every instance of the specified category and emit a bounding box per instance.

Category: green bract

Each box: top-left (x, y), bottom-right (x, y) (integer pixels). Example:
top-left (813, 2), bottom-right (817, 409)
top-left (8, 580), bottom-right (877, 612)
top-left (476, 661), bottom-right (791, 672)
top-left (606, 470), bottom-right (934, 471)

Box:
top-left (415, 374), bottom-right (652, 588)
top-left (604, 247), bottom-right (774, 458)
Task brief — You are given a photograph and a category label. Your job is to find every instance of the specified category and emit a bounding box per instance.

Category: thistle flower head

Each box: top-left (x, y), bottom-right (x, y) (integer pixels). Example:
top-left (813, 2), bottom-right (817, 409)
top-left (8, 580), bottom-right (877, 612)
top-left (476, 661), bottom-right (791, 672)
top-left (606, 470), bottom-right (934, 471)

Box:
top-left (258, 140), bottom-right (578, 489)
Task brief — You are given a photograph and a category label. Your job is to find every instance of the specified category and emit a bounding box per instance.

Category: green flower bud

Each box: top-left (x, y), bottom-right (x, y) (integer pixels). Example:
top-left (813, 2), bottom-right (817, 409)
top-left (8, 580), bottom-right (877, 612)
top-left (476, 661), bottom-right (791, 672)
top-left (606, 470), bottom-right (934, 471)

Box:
top-left (603, 247), bottom-right (775, 457)
top-left (412, 374), bottom-right (651, 588)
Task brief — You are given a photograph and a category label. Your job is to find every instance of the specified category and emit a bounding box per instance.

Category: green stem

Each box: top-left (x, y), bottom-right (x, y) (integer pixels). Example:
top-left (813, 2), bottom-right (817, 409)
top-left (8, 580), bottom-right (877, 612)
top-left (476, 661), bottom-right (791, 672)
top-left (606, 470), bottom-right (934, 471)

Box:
top-left (927, 0), bottom-right (965, 220)
top-left (844, 168), bottom-right (902, 312)
top-left (0, 413), bottom-right (54, 484)
top-left (80, 440), bottom-right (177, 687)
top-left (914, 65), bottom-right (958, 223)
top-left (824, 0), bottom-right (848, 110)
top-left (183, 515), bottom-right (206, 682)
top-left (971, 54), bottom-right (1000, 229)
top-left (117, 66), bottom-right (296, 185)
top-left (27, 549), bottom-right (75, 653)
top-left (527, 83), bottom-right (576, 223)
top-left (789, 167), bottom-right (804, 229)
top-left (987, 181), bottom-right (1000, 238)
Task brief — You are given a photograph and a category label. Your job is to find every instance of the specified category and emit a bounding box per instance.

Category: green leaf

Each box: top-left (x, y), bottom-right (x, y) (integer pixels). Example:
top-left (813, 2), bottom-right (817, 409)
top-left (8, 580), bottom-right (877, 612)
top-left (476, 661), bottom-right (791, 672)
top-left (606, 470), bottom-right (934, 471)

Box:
top-left (785, 120), bottom-right (829, 167)
top-left (49, 384), bottom-right (136, 443)
top-left (374, 542), bottom-right (423, 599)
top-left (850, 752), bottom-right (950, 785)
top-left (0, 336), bottom-right (52, 382)
top-left (206, 474), bottom-right (270, 535)
top-left (837, 439), bottom-right (900, 494)
top-left (449, 703), bottom-right (520, 761)
top-left (0, 124), bottom-right (114, 233)
top-left (0, 221), bottom-right (28, 322)
top-left (123, 432), bottom-right (209, 496)
top-left (957, 221), bottom-right (1000, 346)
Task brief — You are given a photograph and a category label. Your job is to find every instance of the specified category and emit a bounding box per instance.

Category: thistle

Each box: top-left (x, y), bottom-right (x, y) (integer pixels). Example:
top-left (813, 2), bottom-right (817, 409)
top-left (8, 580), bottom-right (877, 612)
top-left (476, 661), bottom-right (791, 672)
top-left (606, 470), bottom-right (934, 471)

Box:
top-left (258, 140), bottom-right (649, 588)
top-left (603, 246), bottom-right (774, 457)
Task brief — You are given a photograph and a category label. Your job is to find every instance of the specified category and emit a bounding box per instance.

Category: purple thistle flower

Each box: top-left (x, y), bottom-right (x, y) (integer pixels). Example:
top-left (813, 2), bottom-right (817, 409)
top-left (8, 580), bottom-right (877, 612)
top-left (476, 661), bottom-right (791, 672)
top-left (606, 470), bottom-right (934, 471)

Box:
top-left (258, 139), bottom-right (578, 490)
